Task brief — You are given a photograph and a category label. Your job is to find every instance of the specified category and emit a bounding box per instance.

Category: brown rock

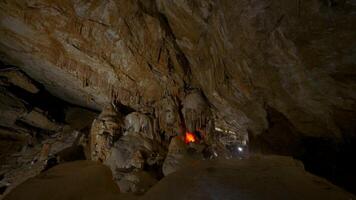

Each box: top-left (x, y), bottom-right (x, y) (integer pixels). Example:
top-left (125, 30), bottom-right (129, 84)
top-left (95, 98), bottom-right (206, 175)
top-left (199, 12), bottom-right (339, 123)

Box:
top-left (145, 155), bottom-right (356, 200)
top-left (3, 161), bottom-right (121, 200)
top-left (0, 69), bottom-right (39, 93)
top-left (0, 0), bottom-right (354, 140)
top-left (90, 104), bottom-right (123, 162)
top-left (19, 108), bottom-right (62, 132)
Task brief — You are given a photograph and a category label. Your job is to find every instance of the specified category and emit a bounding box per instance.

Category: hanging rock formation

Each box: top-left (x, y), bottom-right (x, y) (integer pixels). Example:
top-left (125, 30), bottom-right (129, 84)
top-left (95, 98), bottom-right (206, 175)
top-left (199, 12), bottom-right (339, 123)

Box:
top-left (0, 0), bottom-right (354, 143)
top-left (0, 0), bottom-right (355, 195)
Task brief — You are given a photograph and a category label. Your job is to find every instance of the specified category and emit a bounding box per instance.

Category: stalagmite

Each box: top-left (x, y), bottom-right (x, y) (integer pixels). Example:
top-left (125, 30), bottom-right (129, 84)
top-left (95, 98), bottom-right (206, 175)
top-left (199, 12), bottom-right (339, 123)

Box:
top-left (0, 0), bottom-right (356, 198)
top-left (90, 104), bottom-right (123, 162)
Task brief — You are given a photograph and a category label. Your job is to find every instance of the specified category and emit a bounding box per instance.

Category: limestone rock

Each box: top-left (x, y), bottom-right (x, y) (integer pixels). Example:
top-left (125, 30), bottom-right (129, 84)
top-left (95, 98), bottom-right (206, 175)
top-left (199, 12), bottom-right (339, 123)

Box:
top-left (182, 91), bottom-right (213, 134)
top-left (90, 104), bottom-right (123, 162)
top-left (0, 127), bottom-right (29, 161)
top-left (0, 0), bottom-right (354, 140)
top-left (0, 0), bottom-right (356, 194)
top-left (0, 68), bottom-right (39, 93)
top-left (124, 112), bottom-right (161, 142)
top-left (19, 108), bottom-right (62, 132)
top-left (0, 87), bottom-right (27, 127)
top-left (105, 134), bottom-right (165, 172)
top-left (105, 133), bottom-right (165, 193)
top-left (155, 97), bottom-right (181, 140)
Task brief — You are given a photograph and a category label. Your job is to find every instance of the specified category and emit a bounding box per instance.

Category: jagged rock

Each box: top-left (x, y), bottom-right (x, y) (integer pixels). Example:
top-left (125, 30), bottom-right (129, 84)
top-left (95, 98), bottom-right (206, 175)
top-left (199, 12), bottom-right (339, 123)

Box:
top-left (182, 91), bottom-right (213, 134)
top-left (0, 127), bottom-right (29, 161)
top-left (89, 106), bottom-right (166, 193)
top-left (104, 132), bottom-right (165, 193)
top-left (90, 104), bottom-right (123, 162)
top-left (19, 108), bottom-right (62, 132)
top-left (0, 69), bottom-right (39, 93)
top-left (124, 112), bottom-right (161, 142)
top-left (155, 97), bottom-right (181, 140)
top-left (0, 127), bottom-right (80, 198)
top-left (0, 0), bottom-right (355, 195)
top-left (0, 87), bottom-right (27, 127)
top-left (0, 0), bottom-right (355, 141)
top-left (0, 84), bottom-right (63, 135)
top-left (105, 133), bottom-right (166, 172)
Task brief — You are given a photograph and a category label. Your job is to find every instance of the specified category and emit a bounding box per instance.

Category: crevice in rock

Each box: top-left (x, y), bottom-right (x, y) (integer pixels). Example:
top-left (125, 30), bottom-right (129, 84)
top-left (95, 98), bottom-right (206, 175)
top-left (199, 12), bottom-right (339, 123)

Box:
top-left (6, 84), bottom-right (67, 123)
top-left (137, 0), bottom-right (192, 82)
top-left (297, 136), bottom-right (356, 195)
top-left (249, 106), bottom-right (302, 156)
top-left (157, 13), bottom-right (192, 79)
top-left (250, 106), bottom-right (356, 195)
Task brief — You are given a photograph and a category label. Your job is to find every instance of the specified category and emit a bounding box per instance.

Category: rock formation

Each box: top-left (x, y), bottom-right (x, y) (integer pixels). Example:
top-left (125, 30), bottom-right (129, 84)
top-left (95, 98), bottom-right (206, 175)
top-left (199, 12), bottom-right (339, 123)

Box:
top-left (0, 0), bottom-right (355, 197)
top-left (90, 104), bottom-right (123, 162)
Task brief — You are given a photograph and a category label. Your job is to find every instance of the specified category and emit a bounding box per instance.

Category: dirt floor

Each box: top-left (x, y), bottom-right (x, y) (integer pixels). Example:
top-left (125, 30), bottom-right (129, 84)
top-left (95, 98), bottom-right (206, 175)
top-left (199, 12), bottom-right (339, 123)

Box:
top-left (3, 156), bottom-right (355, 200)
top-left (143, 155), bottom-right (355, 200)
top-left (3, 161), bottom-right (126, 200)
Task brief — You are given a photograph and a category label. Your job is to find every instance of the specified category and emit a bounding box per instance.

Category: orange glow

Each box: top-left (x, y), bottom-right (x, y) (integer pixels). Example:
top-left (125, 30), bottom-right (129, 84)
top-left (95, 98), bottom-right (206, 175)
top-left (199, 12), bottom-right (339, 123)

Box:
top-left (185, 132), bottom-right (196, 144)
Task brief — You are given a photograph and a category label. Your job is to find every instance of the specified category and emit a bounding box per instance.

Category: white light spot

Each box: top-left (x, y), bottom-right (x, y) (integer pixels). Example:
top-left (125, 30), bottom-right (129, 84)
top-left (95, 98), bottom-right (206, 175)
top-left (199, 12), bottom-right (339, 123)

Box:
top-left (215, 127), bottom-right (223, 132)
top-left (238, 147), bottom-right (243, 152)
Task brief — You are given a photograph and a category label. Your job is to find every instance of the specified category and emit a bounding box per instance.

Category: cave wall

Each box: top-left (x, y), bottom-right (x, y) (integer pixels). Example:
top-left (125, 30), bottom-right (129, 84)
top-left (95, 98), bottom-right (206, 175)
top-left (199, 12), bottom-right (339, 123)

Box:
top-left (0, 0), bottom-right (355, 150)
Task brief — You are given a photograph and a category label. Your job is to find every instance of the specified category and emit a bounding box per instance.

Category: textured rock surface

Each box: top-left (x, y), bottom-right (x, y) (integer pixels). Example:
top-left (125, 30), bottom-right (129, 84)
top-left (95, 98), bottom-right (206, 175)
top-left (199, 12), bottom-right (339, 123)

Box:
top-left (89, 106), bottom-right (166, 193)
top-left (90, 104), bottom-right (123, 162)
top-left (1, 0), bottom-right (356, 194)
top-left (1, 0), bottom-right (355, 139)
top-left (0, 67), bottom-right (98, 198)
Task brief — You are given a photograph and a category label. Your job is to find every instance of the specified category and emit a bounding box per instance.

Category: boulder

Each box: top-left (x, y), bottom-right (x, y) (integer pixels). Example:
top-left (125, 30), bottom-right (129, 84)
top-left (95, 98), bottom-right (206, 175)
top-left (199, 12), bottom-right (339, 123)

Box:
top-left (124, 112), bottom-right (161, 142)
top-left (105, 133), bottom-right (166, 193)
top-left (105, 133), bottom-right (166, 173)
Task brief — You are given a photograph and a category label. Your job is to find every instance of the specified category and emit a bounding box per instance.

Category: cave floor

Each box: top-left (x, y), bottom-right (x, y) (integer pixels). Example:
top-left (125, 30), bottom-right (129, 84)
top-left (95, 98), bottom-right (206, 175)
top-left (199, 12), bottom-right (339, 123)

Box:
top-left (3, 155), bottom-right (354, 200)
